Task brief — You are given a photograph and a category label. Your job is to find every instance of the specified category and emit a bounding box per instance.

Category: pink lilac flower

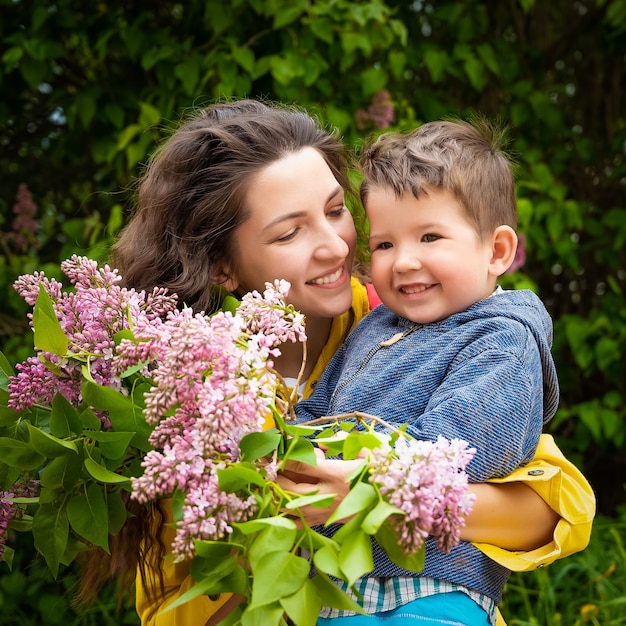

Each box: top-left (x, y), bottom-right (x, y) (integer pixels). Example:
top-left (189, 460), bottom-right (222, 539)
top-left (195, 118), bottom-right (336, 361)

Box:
top-left (356, 90), bottom-right (395, 131)
top-left (11, 184), bottom-right (40, 252)
top-left (368, 435), bottom-right (476, 555)
top-left (8, 255), bottom-right (178, 416)
top-left (0, 478), bottom-right (39, 561)
top-left (128, 281), bottom-right (307, 560)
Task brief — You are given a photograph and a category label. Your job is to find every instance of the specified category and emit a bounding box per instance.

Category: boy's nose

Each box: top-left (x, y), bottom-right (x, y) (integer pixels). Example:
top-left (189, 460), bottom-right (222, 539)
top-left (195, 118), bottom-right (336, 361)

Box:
top-left (393, 247), bottom-right (422, 272)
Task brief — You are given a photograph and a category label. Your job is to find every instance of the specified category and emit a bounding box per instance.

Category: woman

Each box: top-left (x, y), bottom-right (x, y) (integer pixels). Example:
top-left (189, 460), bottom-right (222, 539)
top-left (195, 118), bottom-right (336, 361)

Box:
top-left (99, 99), bottom-right (594, 625)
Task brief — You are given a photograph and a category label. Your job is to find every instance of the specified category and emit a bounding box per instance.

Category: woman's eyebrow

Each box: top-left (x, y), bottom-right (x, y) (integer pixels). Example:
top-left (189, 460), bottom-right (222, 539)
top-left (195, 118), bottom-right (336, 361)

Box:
top-left (263, 186), bottom-right (344, 231)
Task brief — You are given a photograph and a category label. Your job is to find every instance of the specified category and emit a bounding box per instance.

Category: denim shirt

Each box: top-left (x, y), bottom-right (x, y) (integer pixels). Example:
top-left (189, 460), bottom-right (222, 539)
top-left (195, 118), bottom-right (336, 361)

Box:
top-left (296, 289), bottom-right (559, 603)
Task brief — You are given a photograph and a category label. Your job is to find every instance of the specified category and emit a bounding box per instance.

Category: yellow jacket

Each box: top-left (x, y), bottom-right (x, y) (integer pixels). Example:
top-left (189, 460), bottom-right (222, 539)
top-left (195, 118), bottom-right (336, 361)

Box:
top-left (136, 278), bottom-right (595, 626)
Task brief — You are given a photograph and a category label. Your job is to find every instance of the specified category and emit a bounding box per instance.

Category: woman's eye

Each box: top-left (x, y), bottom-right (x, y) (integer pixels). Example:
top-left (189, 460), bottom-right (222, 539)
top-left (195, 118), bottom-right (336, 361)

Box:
top-left (275, 229), bottom-right (298, 243)
top-left (328, 205), bottom-right (347, 218)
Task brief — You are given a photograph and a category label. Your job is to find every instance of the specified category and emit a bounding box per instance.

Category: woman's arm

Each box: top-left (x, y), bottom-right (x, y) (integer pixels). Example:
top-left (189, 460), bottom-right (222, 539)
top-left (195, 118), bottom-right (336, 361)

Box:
top-left (278, 434), bottom-right (595, 564)
top-left (461, 481), bottom-right (559, 550)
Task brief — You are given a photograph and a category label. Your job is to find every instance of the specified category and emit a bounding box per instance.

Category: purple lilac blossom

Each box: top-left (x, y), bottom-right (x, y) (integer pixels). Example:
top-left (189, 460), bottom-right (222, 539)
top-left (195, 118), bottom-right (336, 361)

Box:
top-left (8, 255), bottom-right (178, 415)
top-left (127, 280), bottom-right (306, 560)
top-left (368, 435), bottom-right (476, 555)
top-left (0, 478), bottom-right (39, 561)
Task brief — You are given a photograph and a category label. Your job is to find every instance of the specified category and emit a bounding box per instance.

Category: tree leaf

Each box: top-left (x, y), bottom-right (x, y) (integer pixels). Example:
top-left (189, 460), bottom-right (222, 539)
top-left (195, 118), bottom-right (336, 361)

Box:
top-left (249, 551), bottom-right (309, 608)
top-left (85, 430), bottom-right (135, 460)
top-left (375, 521), bottom-right (426, 573)
top-left (40, 450), bottom-right (83, 491)
top-left (67, 483), bottom-right (109, 551)
top-left (241, 602), bottom-right (284, 626)
top-left (280, 577), bottom-right (322, 626)
top-left (239, 429), bottom-right (282, 461)
top-left (218, 463), bottom-right (267, 491)
top-left (32, 502), bottom-right (69, 578)
top-left (27, 422), bottom-right (78, 457)
top-left (83, 456), bottom-right (131, 485)
top-left (310, 573), bottom-right (365, 613)
top-left (326, 480), bottom-right (377, 525)
top-left (0, 437), bottom-right (45, 469)
top-left (338, 528), bottom-right (373, 586)
top-left (50, 392), bottom-right (82, 437)
top-left (361, 499), bottom-right (402, 535)
top-left (33, 285), bottom-right (69, 356)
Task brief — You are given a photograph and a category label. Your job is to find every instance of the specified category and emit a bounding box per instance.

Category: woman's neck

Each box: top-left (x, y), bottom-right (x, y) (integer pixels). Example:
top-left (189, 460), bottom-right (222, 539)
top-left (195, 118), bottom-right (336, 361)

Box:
top-left (272, 316), bottom-right (332, 382)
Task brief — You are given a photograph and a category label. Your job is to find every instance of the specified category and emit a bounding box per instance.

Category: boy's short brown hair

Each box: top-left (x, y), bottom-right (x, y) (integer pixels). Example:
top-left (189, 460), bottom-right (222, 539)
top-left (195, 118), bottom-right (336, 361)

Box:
top-left (359, 117), bottom-right (517, 239)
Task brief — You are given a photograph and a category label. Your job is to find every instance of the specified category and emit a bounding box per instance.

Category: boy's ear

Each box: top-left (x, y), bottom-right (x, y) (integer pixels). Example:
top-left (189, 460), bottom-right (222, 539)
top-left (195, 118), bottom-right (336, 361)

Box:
top-left (489, 225), bottom-right (518, 276)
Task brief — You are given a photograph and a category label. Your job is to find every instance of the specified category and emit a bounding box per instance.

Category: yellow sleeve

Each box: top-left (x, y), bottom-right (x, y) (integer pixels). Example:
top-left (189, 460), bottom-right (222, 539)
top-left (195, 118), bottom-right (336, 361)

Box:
top-left (135, 498), bottom-right (233, 626)
top-left (474, 434), bottom-right (596, 571)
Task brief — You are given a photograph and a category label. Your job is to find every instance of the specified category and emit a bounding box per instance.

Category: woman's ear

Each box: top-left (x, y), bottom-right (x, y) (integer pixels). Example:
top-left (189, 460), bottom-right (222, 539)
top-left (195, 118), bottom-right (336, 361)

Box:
top-left (215, 262), bottom-right (239, 293)
top-left (489, 225), bottom-right (518, 277)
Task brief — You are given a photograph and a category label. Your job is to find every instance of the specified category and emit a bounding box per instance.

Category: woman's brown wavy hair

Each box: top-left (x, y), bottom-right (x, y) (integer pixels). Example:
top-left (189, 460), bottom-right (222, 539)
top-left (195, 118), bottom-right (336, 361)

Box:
top-left (77, 99), bottom-right (352, 611)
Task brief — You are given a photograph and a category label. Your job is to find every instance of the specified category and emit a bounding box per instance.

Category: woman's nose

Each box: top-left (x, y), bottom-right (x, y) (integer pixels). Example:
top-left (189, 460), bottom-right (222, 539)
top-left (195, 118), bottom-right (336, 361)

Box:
top-left (316, 225), bottom-right (350, 259)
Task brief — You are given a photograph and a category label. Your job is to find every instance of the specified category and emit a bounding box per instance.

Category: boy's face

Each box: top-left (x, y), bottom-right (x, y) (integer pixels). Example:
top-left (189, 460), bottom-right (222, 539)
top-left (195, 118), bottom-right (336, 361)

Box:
top-left (367, 186), bottom-right (499, 324)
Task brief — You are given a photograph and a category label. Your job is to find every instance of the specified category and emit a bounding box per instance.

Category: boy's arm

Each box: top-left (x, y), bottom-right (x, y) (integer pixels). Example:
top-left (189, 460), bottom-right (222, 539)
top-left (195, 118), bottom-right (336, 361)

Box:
top-left (403, 346), bottom-right (545, 481)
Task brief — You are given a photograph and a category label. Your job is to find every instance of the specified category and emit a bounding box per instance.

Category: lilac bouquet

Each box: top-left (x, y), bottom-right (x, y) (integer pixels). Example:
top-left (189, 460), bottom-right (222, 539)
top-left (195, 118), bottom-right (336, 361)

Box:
top-left (0, 256), bottom-right (475, 625)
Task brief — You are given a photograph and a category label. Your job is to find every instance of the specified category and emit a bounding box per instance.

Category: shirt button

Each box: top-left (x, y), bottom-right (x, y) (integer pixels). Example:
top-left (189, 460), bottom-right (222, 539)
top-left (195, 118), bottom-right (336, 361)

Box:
top-left (527, 469), bottom-right (545, 476)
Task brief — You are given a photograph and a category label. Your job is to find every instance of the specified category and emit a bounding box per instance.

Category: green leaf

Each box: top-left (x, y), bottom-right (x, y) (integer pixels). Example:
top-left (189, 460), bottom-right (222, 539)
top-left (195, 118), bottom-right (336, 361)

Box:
top-left (67, 483), bottom-right (109, 551)
top-left (249, 551), bottom-right (309, 608)
top-left (0, 351), bottom-right (15, 379)
top-left (27, 422), bottom-right (78, 457)
top-left (239, 429), bottom-right (282, 461)
top-left (284, 492), bottom-right (336, 510)
top-left (375, 521), bottom-right (425, 573)
top-left (338, 528), bottom-right (373, 586)
top-left (326, 480), bottom-right (377, 525)
top-left (50, 393), bottom-right (82, 437)
top-left (280, 578), bottom-right (322, 626)
top-left (33, 285), bottom-right (69, 356)
top-left (362, 499), bottom-right (402, 535)
top-left (85, 430), bottom-right (135, 460)
top-left (310, 573), bottom-right (365, 613)
top-left (231, 46), bottom-right (255, 73)
top-left (313, 544), bottom-right (342, 579)
top-left (342, 432), bottom-right (382, 460)
top-left (248, 524), bottom-right (297, 571)
top-left (0, 437), bottom-right (45, 469)
top-left (273, 4), bottom-right (304, 29)
top-left (84, 456), bottom-right (131, 485)
top-left (281, 436), bottom-right (318, 466)
top-left (107, 489), bottom-right (128, 535)
top-left (40, 452), bottom-right (83, 491)
top-left (234, 516), bottom-right (297, 535)
top-left (168, 561), bottom-right (247, 611)
top-left (33, 502), bottom-right (69, 578)
top-left (194, 540), bottom-right (239, 561)
top-left (241, 602), bottom-right (284, 626)
top-left (217, 464), bottom-right (266, 491)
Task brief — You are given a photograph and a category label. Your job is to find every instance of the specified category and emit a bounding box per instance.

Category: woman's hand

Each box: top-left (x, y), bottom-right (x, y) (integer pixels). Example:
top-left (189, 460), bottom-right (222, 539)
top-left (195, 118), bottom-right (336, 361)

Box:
top-left (277, 447), bottom-right (366, 526)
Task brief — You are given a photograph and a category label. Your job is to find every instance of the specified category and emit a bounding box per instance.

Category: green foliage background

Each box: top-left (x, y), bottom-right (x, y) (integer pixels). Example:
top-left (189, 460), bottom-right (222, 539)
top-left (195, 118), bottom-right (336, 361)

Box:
top-left (1, 0), bottom-right (624, 623)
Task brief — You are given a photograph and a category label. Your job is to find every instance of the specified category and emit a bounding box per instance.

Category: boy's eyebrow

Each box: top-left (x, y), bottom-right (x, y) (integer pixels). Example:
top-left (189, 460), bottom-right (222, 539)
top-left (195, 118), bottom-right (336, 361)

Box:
top-left (262, 186), bottom-right (344, 230)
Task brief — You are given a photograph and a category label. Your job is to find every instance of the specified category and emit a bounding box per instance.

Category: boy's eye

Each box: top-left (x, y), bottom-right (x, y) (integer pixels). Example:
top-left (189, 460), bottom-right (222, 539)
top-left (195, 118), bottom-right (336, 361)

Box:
top-left (372, 241), bottom-right (393, 251)
top-left (422, 233), bottom-right (441, 243)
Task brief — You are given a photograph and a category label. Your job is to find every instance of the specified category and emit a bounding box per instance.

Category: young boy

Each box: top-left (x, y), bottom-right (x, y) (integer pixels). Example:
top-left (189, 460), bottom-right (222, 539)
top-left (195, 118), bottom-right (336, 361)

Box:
top-left (295, 118), bottom-right (560, 625)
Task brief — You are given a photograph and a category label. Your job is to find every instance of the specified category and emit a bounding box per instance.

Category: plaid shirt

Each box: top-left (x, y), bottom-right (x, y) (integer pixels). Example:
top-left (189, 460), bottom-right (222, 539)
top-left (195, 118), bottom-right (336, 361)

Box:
top-left (320, 576), bottom-right (497, 625)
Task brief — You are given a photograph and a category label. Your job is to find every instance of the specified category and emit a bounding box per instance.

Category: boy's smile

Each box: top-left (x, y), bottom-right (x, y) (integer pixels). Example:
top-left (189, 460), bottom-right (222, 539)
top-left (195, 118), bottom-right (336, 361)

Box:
top-left (367, 185), bottom-right (502, 324)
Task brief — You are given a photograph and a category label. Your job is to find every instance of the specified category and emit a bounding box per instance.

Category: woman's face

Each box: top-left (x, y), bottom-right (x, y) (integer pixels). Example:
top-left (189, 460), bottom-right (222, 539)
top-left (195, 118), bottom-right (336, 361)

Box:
top-left (226, 147), bottom-right (357, 321)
